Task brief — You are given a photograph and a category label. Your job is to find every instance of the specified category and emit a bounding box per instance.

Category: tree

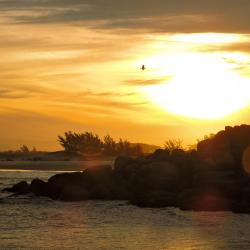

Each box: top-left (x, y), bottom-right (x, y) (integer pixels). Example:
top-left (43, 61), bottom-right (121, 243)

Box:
top-left (116, 139), bottom-right (132, 155)
top-left (58, 131), bottom-right (103, 155)
top-left (19, 145), bottom-right (29, 154)
top-left (103, 134), bottom-right (117, 156)
top-left (164, 139), bottom-right (183, 153)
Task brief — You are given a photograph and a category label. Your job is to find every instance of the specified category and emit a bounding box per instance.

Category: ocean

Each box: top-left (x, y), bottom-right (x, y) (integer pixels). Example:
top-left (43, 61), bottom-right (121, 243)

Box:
top-left (1, 167), bottom-right (250, 249)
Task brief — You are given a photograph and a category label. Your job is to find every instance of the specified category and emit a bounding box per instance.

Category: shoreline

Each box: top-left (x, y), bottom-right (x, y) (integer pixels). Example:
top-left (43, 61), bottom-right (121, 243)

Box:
top-left (0, 160), bottom-right (114, 172)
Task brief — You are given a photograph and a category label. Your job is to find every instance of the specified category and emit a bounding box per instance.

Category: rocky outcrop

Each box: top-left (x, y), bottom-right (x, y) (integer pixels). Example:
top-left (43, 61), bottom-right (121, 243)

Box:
top-left (3, 125), bottom-right (250, 213)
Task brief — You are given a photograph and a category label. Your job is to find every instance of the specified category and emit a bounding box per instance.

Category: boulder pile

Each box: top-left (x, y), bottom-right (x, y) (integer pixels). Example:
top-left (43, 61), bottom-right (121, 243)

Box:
top-left (3, 125), bottom-right (250, 213)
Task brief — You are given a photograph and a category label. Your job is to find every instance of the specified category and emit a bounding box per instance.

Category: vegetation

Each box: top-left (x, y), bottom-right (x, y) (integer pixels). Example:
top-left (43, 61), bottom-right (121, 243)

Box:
top-left (0, 145), bottom-right (41, 161)
top-left (164, 139), bottom-right (183, 152)
top-left (58, 131), bottom-right (143, 157)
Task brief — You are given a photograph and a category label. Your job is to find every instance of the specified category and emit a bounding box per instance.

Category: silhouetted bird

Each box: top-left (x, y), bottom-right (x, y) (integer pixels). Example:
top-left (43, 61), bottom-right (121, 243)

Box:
top-left (141, 65), bottom-right (145, 70)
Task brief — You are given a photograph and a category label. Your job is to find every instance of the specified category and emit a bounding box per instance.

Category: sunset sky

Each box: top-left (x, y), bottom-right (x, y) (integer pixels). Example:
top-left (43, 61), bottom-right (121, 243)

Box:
top-left (1, 0), bottom-right (250, 150)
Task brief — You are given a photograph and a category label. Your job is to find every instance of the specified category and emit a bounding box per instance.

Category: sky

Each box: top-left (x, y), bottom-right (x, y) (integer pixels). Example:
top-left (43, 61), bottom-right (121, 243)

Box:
top-left (1, 0), bottom-right (250, 150)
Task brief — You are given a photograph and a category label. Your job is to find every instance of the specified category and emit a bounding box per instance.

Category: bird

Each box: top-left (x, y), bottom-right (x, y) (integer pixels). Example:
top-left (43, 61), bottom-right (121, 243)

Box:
top-left (141, 65), bottom-right (145, 70)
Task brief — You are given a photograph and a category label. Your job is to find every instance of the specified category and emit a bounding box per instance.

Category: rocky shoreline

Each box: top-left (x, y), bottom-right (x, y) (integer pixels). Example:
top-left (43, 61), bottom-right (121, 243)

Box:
top-left (3, 125), bottom-right (250, 214)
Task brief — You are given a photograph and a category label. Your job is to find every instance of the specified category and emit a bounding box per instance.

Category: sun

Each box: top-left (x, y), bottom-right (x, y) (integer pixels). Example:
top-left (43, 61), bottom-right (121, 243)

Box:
top-left (143, 52), bottom-right (250, 120)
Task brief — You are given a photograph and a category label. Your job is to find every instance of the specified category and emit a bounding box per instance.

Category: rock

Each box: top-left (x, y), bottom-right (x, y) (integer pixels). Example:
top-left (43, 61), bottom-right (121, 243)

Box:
top-left (30, 178), bottom-right (48, 196)
top-left (47, 172), bottom-right (85, 199)
top-left (84, 165), bottom-right (113, 184)
top-left (59, 186), bottom-right (89, 201)
top-left (144, 162), bottom-right (180, 191)
top-left (48, 172), bottom-right (85, 187)
top-left (2, 181), bottom-right (30, 195)
top-left (231, 202), bottom-right (250, 214)
top-left (131, 190), bottom-right (176, 208)
top-left (89, 184), bottom-right (113, 200)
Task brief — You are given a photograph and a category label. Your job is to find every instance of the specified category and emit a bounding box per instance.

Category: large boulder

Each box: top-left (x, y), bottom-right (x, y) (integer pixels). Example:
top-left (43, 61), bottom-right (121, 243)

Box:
top-left (47, 167), bottom-right (114, 200)
top-left (143, 162), bottom-right (180, 191)
top-left (89, 184), bottom-right (114, 200)
top-left (47, 172), bottom-right (85, 199)
top-left (48, 172), bottom-right (85, 187)
top-left (30, 178), bottom-right (48, 196)
top-left (59, 186), bottom-right (89, 201)
top-left (84, 165), bottom-right (113, 186)
top-left (197, 125), bottom-right (250, 173)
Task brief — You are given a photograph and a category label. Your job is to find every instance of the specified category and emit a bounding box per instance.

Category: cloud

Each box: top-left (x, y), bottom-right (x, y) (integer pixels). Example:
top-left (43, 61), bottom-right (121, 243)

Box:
top-left (0, 88), bottom-right (30, 99)
top-left (78, 90), bottom-right (135, 97)
top-left (0, 0), bottom-right (250, 33)
top-left (125, 77), bottom-right (172, 86)
top-left (222, 42), bottom-right (250, 53)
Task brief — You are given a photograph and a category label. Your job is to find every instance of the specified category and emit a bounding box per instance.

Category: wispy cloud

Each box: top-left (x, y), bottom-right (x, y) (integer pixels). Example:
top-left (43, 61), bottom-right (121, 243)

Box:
top-left (0, 88), bottom-right (29, 99)
top-left (125, 77), bottom-right (172, 86)
top-left (78, 90), bottom-right (136, 97)
top-left (1, 0), bottom-right (250, 33)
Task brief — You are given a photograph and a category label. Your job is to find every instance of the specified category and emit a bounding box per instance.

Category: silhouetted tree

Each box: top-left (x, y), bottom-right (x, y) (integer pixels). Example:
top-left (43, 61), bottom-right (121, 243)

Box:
top-left (164, 139), bottom-right (183, 153)
top-left (19, 145), bottom-right (29, 154)
top-left (58, 131), bottom-right (103, 155)
top-left (58, 131), bottom-right (145, 157)
top-left (103, 134), bottom-right (117, 156)
top-left (116, 139), bottom-right (131, 155)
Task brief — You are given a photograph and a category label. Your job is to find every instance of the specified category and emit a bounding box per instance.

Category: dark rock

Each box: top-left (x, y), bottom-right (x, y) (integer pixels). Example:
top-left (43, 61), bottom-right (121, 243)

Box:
top-left (2, 181), bottom-right (30, 195)
top-left (90, 184), bottom-right (113, 200)
top-left (59, 186), bottom-right (89, 201)
top-left (84, 165), bottom-right (113, 184)
top-left (231, 201), bottom-right (250, 214)
top-left (47, 172), bottom-right (85, 199)
top-left (48, 172), bottom-right (85, 187)
top-left (30, 178), bottom-right (48, 196)
top-left (131, 190), bottom-right (176, 208)
top-left (143, 162), bottom-right (180, 191)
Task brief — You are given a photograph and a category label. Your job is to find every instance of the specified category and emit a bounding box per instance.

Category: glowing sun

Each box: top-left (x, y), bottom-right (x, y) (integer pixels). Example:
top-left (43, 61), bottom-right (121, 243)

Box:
top-left (143, 53), bottom-right (250, 120)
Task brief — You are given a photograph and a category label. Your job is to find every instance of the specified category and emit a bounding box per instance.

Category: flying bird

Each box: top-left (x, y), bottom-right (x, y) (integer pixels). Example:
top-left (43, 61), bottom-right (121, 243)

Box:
top-left (141, 65), bottom-right (145, 71)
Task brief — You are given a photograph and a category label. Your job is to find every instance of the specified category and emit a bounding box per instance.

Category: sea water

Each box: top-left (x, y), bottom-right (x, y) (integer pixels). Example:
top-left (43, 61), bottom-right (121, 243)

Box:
top-left (1, 169), bottom-right (250, 249)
